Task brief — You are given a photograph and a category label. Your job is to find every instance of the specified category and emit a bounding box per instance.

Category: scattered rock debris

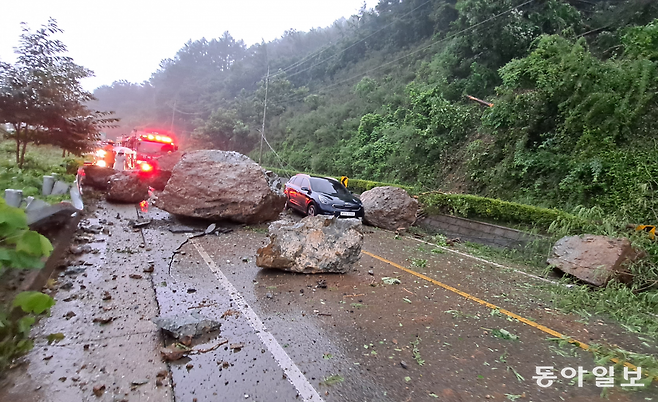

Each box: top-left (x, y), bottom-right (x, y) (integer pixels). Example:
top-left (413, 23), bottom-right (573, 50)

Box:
top-left (92, 384), bottom-right (106, 397)
top-left (154, 312), bottom-right (221, 339)
top-left (221, 309), bottom-right (241, 319)
top-left (130, 219), bottom-right (152, 228)
top-left (92, 317), bottom-right (114, 325)
top-left (230, 343), bottom-right (244, 351)
top-left (160, 346), bottom-right (190, 362)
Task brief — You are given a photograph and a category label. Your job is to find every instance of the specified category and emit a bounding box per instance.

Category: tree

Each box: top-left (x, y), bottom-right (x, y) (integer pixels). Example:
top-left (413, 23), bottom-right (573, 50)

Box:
top-left (192, 108), bottom-right (252, 153)
top-left (0, 19), bottom-right (116, 167)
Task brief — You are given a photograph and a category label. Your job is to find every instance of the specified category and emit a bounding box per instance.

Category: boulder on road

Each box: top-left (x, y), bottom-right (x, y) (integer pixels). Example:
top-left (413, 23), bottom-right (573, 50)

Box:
top-left (106, 171), bottom-right (149, 203)
top-left (360, 186), bottom-right (418, 231)
top-left (547, 235), bottom-right (644, 286)
top-left (256, 215), bottom-right (363, 274)
top-left (148, 151), bottom-right (185, 191)
top-left (154, 150), bottom-right (286, 223)
top-left (81, 165), bottom-right (116, 190)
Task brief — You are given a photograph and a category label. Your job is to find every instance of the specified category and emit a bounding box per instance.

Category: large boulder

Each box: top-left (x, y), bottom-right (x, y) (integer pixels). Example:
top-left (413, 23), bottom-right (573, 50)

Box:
top-left (148, 151), bottom-right (185, 191)
top-left (154, 150), bottom-right (285, 223)
top-left (81, 165), bottom-right (116, 190)
top-left (360, 186), bottom-right (418, 231)
top-left (256, 215), bottom-right (363, 274)
top-left (547, 235), bottom-right (644, 286)
top-left (106, 171), bottom-right (149, 203)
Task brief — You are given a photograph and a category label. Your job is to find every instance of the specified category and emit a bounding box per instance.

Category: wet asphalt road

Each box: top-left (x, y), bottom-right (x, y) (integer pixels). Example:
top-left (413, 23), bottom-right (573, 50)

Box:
top-left (1, 200), bottom-right (656, 402)
top-left (139, 204), bottom-right (657, 401)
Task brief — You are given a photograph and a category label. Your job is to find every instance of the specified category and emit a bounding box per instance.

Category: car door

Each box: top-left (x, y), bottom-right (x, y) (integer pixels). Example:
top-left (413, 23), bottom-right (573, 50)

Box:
top-left (299, 177), bottom-right (311, 209)
top-left (287, 176), bottom-right (303, 209)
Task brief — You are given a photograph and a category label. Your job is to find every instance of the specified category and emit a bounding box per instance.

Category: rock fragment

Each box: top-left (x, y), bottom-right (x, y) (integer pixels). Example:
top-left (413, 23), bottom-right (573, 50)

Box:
top-left (153, 312), bottom-right (220, 339)
top-left (106, 171), bottom-right (149, 203)
top-left (92, 384), bottom-right (106, 397)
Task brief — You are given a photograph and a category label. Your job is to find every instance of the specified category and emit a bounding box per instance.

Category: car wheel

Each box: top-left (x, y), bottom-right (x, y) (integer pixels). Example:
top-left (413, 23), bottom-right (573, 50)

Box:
top-left (307, 203), bottom-right (317, 216)
top-left (285, 199), bottom-right (292, 210)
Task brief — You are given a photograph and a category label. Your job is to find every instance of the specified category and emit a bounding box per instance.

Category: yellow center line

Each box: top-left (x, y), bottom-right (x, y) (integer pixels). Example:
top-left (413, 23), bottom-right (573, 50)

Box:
top-left (362, 250), bottom-right (650, 376)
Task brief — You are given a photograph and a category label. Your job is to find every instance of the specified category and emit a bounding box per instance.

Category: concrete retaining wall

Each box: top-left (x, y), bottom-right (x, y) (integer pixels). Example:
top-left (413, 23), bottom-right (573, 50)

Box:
top-left (417, 214), bottom-right (547, 249)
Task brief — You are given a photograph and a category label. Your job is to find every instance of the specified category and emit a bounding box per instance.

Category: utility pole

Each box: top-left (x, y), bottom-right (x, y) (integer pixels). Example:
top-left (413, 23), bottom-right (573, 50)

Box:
top-left (170, 98), bottom-right (177, 132)
top-left (259, 66), bottom-right (269, 165)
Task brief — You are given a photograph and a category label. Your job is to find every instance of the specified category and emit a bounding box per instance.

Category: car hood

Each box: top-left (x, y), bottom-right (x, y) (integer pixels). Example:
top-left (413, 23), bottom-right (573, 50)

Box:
top-left (322, 192), bottom-right (361, 204)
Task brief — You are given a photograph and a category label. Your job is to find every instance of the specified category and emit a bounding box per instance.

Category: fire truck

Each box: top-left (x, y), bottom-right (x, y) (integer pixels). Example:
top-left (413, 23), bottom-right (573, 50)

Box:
top-left (118, 128), bottom-right (179, 173)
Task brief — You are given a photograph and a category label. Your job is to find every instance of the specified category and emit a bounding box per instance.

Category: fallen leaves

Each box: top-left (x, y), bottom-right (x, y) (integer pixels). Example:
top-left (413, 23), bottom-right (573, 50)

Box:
top-left (47, 333), bottom-right (65, 344)
top-left (491, 328), bottom-right (519, 341)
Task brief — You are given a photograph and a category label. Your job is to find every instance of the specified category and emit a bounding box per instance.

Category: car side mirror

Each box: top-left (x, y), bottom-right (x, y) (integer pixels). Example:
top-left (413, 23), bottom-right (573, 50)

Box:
top-left (301, 186), bottom-right (311, 194)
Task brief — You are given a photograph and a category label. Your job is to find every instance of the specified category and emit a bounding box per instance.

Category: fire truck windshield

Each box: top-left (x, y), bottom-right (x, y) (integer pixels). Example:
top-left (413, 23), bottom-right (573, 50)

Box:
top-left (136, 140), bottom-right (174, 155)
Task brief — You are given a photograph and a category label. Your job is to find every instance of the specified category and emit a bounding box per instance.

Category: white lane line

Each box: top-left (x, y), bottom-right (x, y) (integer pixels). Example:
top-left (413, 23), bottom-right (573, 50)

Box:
top-left (408, 236), bottom-right (561, 285)
top-left (192, 241), bottom-right (324, 402)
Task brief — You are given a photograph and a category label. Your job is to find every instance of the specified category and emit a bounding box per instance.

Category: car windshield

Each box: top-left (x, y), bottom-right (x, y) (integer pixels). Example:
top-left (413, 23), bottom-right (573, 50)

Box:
top-left (136, 140), bottom-right (174, 155)
top-left (309, 178), bottom-right (350, 196)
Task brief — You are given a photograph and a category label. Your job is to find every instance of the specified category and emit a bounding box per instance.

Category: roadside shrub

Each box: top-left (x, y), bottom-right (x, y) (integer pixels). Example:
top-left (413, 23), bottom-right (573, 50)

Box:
top-left (0, 198), bottom-right (55, 373)
top-left (344, 179), bottom-right (414, 194)
top-left (419, 192), bottom-right (589, 232)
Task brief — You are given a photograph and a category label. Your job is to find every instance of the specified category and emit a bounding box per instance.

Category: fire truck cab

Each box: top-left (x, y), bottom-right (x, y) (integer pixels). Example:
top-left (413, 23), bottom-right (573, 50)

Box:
top-left (118, 128), bottom-right (178, 172)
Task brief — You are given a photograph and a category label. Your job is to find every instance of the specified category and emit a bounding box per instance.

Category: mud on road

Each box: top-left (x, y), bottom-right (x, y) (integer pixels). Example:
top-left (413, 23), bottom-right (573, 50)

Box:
top-left (1, 201), bottom-right (656, 402)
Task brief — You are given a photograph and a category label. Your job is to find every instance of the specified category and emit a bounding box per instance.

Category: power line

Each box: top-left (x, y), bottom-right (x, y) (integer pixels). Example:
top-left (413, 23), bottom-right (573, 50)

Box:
top-left (258, 0), bottom-right (536, 168)
top-left (259, 66), bottom-right (269, 164)
top-left (277, 0), bottom-right (537, 106)
top-left (271, 0), bottom-right (433, 81)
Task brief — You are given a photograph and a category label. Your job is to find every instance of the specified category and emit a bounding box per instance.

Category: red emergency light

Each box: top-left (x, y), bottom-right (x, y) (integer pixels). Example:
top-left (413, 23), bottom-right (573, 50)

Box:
top-left (139, 161), bottom-right (154, 172)
top-left (141, 133), bottom-right (173, 144)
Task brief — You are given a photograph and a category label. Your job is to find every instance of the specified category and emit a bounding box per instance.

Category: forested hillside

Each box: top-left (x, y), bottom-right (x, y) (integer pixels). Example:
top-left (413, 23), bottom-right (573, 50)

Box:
top-left (92, 0), bottom-right (658, 222)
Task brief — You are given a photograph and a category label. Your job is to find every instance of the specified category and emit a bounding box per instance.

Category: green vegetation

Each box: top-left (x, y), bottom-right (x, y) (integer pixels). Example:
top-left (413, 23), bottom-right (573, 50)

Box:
top-left (419, 192), bottom-right (588, 231)
top-left (548, 337), bottom-right (658, 385)
top-left (0, 197), bottom-right (55, 372)
top-left (0, 20), bottom-right (116, 168)
top-left (410, 337), bottom-right (425, 366)
top-left (321, 374), bottom-right (344, 386)
top-left (0, 197), bottom-right (53, 270)
top-left (0, 140), bottom-right (80, 203)
top-left (1, 291), bottom-right (56, 372)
